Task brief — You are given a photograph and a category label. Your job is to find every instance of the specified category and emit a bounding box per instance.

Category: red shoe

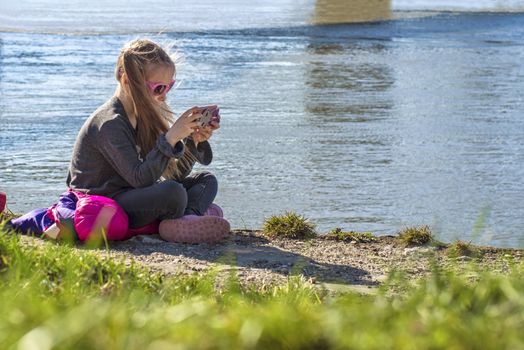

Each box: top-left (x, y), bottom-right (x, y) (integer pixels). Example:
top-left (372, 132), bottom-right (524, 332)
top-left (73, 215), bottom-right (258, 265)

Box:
top-left (159, 215), bottom-right (230, 244)
top-left (0, 192), bottom-right (6, 215)
top-left (203, 203), bottom-right (224, 218)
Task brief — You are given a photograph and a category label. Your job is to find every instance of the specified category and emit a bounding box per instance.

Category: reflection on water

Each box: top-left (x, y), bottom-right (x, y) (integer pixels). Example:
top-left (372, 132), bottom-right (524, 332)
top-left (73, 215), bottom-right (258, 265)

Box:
top-left (302, 39), bottom-right (395, 231)
top-left (313, 0), bottom-right (391, 24)
top-left (305, 42), bottom-right (394, 121)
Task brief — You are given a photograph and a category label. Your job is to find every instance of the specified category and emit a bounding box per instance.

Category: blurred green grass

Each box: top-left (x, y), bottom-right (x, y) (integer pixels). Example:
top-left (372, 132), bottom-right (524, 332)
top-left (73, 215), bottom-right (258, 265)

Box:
top-left (1, 225), bottom-right (523, 350)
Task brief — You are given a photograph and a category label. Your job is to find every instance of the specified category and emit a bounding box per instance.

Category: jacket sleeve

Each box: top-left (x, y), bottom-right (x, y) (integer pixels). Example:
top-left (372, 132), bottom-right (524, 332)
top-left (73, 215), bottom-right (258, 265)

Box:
top-left (96, 118), bottom-right (185, 188)
top-left (186, 138), bottom-right (213, 165)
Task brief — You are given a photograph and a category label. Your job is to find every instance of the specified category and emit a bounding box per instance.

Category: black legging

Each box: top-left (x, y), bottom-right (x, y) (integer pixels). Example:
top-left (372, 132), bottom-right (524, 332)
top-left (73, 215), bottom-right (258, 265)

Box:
top-left (113, 171), bottom-right (218, 228)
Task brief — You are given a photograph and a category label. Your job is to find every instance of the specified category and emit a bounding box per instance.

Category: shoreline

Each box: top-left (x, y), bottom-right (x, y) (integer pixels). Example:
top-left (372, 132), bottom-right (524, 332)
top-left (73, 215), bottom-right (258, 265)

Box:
top-left (19, 229), bottom-right (523, 293)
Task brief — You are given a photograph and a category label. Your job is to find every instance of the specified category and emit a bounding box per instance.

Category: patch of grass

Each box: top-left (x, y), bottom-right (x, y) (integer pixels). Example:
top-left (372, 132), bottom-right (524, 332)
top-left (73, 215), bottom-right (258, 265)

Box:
top-left (0, 209), bottom-right (19, 225)
top-left (397, 225), bottom-right (433, 246)
top-left (325, 228), bottom-right (377, 243)
top-left (447, 240), bottom-right (479, 258)
top-left (0, 232), bottom-right (165, 298)
top-left (262, 211), bottom-right (317, 239)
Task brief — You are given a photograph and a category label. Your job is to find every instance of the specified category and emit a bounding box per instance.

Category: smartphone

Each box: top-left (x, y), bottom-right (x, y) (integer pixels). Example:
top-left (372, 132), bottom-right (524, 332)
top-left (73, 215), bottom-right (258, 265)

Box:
top-left (198, 106), bottom-right (220, 127)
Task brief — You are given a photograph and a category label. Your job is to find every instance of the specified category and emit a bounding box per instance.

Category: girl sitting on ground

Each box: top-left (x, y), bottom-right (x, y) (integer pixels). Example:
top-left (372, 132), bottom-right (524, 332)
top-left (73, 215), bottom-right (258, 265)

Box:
top-left (66, 38), bottom-right (230, 243)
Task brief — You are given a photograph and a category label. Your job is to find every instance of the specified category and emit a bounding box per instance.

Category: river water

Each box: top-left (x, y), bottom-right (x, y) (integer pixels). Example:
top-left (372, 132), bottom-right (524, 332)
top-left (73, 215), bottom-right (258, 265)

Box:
top-left (0, 1), bottom-right (523, 247)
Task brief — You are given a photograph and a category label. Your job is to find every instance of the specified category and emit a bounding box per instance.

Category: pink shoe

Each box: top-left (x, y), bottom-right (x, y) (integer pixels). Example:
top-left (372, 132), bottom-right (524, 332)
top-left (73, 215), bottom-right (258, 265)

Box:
top-left (159, 215), bottom-right (230, 244)
top-left (0, 192), bottom-right (6, 215)
top-left (203, 203), bottom-right (223, 218)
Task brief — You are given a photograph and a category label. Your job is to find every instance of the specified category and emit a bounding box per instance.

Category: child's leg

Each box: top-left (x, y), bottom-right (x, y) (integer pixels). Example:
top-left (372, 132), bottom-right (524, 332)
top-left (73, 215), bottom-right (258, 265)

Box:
top-left (159, 173), bottom-right (229, 243)
top-left (181, 171), bottom-right (218, 216)
top-left (114, 180), bottom-right (187, 228)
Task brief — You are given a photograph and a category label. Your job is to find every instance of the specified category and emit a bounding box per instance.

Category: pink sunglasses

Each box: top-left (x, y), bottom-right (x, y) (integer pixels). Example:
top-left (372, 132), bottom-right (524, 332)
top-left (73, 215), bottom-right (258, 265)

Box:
top-left (146, 79), bottom-right (175, 96)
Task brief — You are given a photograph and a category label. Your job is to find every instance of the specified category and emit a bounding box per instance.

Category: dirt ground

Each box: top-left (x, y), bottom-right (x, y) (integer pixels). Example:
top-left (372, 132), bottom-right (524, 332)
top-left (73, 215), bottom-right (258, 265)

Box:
top-left (101, 230), bottom-right (523, 293)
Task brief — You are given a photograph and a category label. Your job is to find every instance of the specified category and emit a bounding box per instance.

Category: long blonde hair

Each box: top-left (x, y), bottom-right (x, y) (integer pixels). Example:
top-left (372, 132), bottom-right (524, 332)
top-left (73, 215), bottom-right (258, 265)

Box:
top-left (115, 39), bottom-right (195, 181)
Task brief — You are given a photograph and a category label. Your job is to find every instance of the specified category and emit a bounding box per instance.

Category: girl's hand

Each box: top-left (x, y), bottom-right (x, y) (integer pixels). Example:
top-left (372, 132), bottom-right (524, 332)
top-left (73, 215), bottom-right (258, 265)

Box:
top-left (191, 113), bottom-right (220, 145)
top-left (191, 126), bottom-right (212, 144)
top-left (165, 107), bottom-right (202, 145)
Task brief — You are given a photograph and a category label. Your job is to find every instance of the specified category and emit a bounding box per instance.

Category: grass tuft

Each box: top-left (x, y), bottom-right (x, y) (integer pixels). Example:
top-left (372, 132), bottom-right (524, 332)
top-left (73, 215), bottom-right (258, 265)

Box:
top-left (397, 225), bottom-right (433, 246)
top-left (262, 212), bottom-right (317, 239)
top-left (325, 228), bottom-right (377, 243)
top-left (447, 240), bottom-right (478, 258)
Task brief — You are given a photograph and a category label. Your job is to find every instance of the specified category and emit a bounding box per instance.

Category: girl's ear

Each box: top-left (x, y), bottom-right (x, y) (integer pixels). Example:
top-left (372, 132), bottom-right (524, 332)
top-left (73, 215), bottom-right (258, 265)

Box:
top-left (117, 67), bottom-right (124, 80)
top-left (118, 68), bottom-right (131, 88)
top-left (120, 70), bottom-right (127, 85)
